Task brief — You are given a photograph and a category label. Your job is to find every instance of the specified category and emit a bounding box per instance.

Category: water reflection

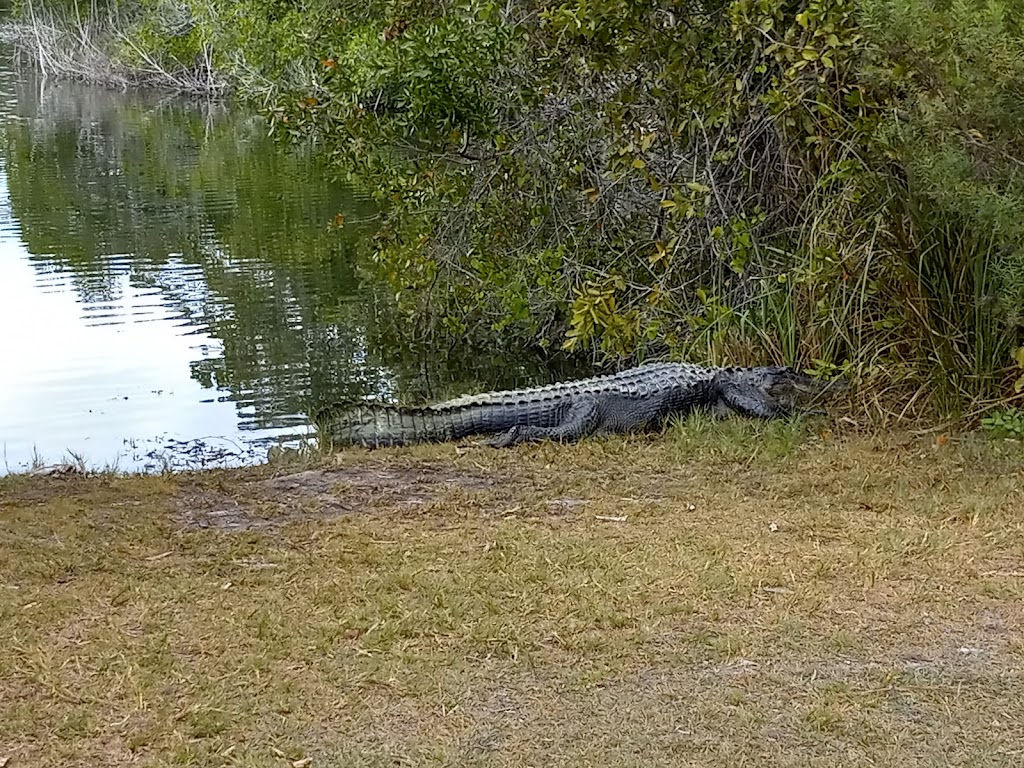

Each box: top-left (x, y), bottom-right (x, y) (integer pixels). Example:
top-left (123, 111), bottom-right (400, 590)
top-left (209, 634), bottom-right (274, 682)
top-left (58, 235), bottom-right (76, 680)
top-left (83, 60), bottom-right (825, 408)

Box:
top-left (0, 44), bottom-right (582, 473)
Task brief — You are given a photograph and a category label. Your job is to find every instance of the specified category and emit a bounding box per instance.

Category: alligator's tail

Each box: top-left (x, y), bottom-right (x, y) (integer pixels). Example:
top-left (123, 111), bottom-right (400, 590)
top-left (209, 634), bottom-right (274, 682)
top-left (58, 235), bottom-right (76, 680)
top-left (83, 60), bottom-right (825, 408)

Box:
top-left (313, 402), bottom-right (498, 448)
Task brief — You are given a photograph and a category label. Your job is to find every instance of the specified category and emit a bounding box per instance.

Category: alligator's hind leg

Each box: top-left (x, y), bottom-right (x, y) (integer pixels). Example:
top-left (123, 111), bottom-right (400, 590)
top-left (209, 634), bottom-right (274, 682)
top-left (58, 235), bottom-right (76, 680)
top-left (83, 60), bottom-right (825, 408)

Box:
top-left (717, 379), bottom-right (790, 419)
top-left (485, 396), bottom-right (601, 448)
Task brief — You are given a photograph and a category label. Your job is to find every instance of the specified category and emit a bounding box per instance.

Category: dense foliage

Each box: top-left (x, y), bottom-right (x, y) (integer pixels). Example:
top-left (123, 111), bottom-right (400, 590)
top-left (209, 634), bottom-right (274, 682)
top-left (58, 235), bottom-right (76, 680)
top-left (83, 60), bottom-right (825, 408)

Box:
top-left (15, 0), bottom-right (1024, 417)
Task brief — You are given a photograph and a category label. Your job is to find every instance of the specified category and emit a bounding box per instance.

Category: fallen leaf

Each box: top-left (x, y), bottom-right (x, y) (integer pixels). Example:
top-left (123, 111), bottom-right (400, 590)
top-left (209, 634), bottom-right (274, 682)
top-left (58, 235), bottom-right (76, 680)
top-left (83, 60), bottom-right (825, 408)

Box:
top-left (292, 759), bottom-right (313, 768)
top-left (595, 515), bottom-right (627, 522)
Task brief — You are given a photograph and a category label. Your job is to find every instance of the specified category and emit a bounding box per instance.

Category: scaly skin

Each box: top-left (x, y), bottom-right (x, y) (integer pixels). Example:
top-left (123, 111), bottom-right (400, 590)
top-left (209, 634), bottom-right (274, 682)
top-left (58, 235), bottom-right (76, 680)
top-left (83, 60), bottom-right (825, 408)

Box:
top-left (314, 363), bottom-right (842, 449)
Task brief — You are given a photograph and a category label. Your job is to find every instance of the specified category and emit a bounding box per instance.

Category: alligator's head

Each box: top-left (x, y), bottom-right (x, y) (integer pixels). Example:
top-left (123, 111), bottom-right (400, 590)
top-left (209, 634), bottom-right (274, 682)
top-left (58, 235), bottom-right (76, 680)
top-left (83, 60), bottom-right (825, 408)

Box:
top-left (741, 366), bottom-right (849, 406)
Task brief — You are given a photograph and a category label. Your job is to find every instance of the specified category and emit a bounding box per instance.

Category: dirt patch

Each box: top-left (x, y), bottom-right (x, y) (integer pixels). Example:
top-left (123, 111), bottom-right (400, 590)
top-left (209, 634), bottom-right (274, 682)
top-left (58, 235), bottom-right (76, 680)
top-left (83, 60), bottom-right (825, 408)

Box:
top-left (175, 463), bottom-right (501, 531)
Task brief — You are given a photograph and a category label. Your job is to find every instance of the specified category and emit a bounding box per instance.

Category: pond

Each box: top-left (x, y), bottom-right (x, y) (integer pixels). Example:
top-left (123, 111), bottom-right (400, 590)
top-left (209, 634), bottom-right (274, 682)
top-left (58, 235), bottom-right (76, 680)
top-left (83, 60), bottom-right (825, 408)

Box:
top-left (0, 40), bottom-right (579, 474)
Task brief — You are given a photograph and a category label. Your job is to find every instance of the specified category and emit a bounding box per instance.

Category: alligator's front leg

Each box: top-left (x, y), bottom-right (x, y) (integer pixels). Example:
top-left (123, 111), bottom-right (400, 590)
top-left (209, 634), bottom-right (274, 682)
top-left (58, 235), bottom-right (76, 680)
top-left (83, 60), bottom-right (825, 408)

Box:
top-left (485, 396), bottom-right (601, 448)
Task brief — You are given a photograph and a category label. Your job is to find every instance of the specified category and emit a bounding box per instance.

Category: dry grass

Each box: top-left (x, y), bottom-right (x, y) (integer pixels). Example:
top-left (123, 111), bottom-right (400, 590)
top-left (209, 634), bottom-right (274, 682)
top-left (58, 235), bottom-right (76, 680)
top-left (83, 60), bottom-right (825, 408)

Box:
top-left (10, 10), bottom-right (228, 95)
top-left (2, 419), bottom-right (1024, 767)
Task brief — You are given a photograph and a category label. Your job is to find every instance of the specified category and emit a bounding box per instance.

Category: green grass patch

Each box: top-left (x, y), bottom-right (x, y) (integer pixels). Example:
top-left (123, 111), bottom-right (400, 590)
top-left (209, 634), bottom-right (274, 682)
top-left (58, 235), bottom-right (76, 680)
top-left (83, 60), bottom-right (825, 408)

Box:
top-left (665, 411), bottom-right (820, 462)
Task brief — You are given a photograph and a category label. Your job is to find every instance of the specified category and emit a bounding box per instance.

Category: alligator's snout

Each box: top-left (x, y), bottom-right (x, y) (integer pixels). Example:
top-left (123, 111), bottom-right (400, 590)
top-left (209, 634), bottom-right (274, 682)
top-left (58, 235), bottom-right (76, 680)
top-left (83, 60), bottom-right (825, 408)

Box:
top-left (764, 368), bottom-right (849, 400)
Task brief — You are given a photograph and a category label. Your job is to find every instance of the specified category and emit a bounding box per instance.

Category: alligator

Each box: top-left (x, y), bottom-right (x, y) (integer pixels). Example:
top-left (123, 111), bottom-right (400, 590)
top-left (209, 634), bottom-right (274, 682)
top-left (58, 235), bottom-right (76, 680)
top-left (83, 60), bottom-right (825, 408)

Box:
top-left (314, 363), bottom-right (844, 449)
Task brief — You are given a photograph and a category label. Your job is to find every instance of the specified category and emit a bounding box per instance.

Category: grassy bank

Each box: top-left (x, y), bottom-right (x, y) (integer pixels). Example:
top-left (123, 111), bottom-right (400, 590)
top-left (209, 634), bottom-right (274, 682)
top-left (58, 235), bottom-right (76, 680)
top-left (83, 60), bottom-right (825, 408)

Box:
top-left (3, 420), bottom-right (1023, 766)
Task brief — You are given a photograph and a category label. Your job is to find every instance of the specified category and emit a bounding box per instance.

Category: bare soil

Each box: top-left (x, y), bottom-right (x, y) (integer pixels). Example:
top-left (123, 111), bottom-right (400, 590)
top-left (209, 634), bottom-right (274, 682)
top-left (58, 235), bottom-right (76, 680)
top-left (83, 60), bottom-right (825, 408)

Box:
top-left (176, 464), bottom-right (503, 531)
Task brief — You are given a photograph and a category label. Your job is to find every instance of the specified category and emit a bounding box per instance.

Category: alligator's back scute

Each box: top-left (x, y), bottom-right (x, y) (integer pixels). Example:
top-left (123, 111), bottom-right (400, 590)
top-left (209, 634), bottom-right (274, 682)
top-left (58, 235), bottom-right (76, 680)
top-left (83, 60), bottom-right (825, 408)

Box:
top-left (438, 362), bottom-right (714, 409)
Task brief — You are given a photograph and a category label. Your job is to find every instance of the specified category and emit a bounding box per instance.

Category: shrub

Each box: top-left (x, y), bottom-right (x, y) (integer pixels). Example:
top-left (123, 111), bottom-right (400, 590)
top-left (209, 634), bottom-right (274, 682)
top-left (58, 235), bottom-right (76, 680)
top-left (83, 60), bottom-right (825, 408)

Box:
top-left (17, 0), bottom-right (1024, 417)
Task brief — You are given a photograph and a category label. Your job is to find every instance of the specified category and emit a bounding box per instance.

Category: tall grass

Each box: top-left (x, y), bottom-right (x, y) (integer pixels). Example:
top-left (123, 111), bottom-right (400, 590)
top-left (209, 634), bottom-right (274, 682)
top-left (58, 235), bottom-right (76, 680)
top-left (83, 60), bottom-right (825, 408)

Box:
top-left (683, 161), bottom-right (1018, 424)
top-left (889, 195), bottom-right (1018, 418)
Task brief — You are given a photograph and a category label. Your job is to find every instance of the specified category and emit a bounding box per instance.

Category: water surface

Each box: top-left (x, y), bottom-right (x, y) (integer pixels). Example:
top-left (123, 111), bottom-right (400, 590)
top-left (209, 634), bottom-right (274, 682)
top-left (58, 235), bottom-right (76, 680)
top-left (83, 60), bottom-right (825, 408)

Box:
top-left (0, 42), bottom-right (575, 473)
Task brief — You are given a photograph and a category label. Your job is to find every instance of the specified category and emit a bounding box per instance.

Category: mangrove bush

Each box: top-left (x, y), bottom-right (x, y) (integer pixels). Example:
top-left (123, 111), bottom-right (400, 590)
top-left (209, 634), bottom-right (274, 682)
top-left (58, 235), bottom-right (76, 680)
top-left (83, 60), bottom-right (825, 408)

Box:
top-left (12, 0), bottom-right (1024, 418)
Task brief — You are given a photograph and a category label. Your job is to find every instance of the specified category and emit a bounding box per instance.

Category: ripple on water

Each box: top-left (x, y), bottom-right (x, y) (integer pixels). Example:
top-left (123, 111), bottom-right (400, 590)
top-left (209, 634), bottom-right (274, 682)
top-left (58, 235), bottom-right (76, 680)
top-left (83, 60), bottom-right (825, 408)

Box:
top-left (0, 45), bottom-right (384, 473)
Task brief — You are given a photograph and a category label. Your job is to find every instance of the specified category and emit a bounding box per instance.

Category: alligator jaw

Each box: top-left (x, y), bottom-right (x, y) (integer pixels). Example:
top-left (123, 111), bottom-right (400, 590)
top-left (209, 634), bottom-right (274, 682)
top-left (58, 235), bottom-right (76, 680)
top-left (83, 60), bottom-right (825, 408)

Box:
top-left (761, 368), bottom-right (849, 411)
